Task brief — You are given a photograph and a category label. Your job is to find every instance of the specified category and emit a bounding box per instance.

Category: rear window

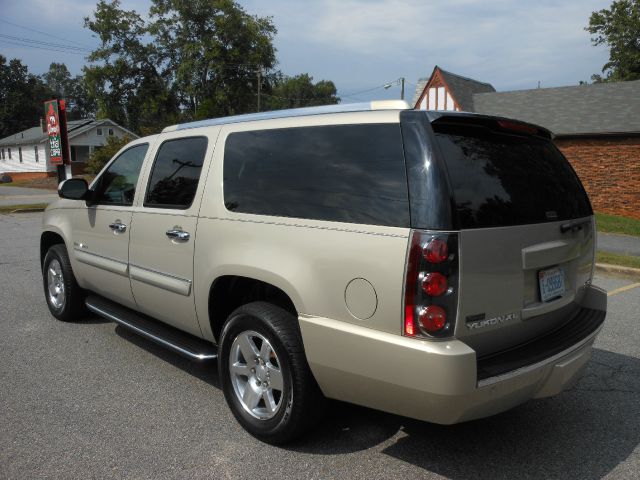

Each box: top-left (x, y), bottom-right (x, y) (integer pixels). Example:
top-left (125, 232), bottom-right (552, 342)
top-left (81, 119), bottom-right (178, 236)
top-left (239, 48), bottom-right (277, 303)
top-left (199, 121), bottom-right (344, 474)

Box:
top-left (433, 123), bottom-right (592, 229)
top-left (223, 124), bottom-right (409, 227)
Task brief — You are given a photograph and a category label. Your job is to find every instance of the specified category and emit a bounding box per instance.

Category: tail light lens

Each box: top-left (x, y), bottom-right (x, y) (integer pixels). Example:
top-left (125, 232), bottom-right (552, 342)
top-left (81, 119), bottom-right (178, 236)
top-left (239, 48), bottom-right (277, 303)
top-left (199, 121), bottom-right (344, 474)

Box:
top-left (403, 231), bottom-right (459, 338)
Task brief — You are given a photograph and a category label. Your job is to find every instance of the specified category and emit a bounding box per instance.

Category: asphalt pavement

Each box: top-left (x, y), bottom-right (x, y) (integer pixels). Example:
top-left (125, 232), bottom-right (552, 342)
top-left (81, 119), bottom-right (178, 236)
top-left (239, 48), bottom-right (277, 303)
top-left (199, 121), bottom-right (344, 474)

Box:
top-left (1, 212), bottom-right (639, 479)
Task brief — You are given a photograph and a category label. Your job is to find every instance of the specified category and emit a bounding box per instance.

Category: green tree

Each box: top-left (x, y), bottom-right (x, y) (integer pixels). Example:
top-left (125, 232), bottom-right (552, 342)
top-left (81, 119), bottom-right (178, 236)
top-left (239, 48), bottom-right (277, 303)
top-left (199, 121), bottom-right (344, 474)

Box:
top-left (84, 0), bottom-right (178, 133)
top-left (149, 0), bottom-right (277, 119)
top-left (587, 0), bottom-right (640, 82)
top-left (263, 73), bottom-right (340, 110)
top-left (0, 56), bottom-right (53, 138)
top-left (85, 133), bottom-right (134, 174)
top-left (43, 62), bottom-right (72, 98)
top-left (43, 63), bottom-right (96, 120)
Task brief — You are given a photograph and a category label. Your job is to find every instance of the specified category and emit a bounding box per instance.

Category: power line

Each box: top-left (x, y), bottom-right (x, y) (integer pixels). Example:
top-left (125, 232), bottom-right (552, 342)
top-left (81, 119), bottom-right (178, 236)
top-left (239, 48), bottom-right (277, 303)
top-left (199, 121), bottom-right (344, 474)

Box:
top-left (0, 18), bottom-right (95, 49)
top-left (0, 33), bottom-right (91, 52)
top-left (0, 39), bottom-right (86, 55)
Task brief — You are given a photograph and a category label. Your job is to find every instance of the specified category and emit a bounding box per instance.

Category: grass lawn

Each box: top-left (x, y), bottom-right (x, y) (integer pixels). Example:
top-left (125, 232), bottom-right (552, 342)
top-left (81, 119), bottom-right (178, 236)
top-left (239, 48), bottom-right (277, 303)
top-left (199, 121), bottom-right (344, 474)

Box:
top-left (4, 177), bottom-right (58, 190)
top-left (0, 203), bottom-right (48, 214)
top-left (596, 213), bottom-right (640, 237)
top-left (596, 251), bottom-right (640, 269)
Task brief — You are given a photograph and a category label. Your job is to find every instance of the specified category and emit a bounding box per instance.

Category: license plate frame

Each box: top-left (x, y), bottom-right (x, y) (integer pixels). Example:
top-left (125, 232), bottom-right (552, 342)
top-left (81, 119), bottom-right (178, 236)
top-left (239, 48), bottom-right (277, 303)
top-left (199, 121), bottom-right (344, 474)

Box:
top-left (538, 267), bottom-right (565, 303)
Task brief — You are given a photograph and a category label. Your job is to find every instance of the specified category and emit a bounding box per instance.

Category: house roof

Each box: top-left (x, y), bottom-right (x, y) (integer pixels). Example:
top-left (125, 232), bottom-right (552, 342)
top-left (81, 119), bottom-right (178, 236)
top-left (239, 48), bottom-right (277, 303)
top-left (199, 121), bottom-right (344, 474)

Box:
top-left (437, 68), bottom-right (496, 111)
top-left (411, 78), bottom-right (429, 107)
top-left (472, 80), bottom-right (640, 136)
top-left (0, 118), bottom-right (137, 147)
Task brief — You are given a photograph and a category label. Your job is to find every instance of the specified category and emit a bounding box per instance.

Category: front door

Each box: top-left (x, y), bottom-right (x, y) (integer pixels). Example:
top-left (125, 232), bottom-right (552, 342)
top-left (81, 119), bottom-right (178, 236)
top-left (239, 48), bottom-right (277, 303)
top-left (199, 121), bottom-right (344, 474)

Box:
top-left (72, 142), bottom-right (150, 309)
top-left (129, 135), bottom-right (211, 337)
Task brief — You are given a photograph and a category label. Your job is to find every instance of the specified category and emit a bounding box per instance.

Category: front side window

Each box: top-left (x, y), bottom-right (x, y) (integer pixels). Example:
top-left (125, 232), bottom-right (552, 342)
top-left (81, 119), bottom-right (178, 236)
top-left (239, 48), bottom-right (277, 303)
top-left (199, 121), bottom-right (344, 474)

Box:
top-left (34, 145), bottom-right (39, 162)
top-left (18, 147), bottom-right (22, 163)
top-left (144, 137), bottom-right (208, 209)
top-left (92, 143), bottom-right (149, 206)
top-left (223, 124), bottom-right (409, 227)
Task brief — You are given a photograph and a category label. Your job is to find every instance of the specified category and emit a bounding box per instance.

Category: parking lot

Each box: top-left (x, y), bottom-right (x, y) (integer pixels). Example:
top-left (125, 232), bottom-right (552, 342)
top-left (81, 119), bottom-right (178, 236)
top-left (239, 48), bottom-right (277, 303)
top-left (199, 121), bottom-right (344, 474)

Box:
top-left (1, 212), bottom-right (639, 479)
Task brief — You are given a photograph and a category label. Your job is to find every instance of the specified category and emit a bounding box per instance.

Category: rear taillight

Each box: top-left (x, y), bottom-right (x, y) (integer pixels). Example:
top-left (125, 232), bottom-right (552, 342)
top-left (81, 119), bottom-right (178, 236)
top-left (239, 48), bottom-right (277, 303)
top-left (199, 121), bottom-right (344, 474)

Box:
top-left (403, 230), bottom-right (459, 338)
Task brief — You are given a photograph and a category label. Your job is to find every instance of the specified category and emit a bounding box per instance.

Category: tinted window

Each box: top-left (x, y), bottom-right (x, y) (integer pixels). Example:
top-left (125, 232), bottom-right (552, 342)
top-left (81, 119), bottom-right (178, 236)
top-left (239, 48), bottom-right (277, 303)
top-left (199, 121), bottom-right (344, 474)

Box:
top-left (94, 144), bottom-right (148, 206)
top-left (223, 124), bottom-right (409, 227)
top-left (434, 123), bottom-right (592, 229)
top-left (145, 137), bottom-right (208, 209)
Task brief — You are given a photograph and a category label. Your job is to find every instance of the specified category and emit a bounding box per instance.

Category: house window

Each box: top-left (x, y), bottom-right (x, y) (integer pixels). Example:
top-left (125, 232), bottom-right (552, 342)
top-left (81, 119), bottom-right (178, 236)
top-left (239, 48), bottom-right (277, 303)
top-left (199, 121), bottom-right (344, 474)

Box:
top-left (97, 128), bottom-right (103, 136)
top-left (1, 149), bottom-right (4, 160)
top-left (8, 148), bottom-right (11, 159)
top-left (18, 147), bottom-right (22, 163)
top-left (34, 145), bottom-right (39, 162)
top-left (108, 128), bottom-right (114, 136)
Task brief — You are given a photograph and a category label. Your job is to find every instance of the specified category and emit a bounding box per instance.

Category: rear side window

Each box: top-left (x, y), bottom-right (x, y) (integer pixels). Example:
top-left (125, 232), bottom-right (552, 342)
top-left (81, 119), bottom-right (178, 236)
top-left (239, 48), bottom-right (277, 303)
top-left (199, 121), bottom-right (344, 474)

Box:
top-left (434, 123), bottom-right (592, 229)
top-left (223, 124), bottom-right (409, 227)
top-left (145, 137), bottom-right (208, 209)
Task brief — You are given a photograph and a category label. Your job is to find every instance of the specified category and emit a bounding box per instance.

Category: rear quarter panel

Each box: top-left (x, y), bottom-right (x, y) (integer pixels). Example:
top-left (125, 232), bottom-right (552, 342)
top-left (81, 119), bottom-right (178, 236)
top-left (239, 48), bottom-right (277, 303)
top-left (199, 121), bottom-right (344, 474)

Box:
top-left (194, 112), bottom-right (411, 341)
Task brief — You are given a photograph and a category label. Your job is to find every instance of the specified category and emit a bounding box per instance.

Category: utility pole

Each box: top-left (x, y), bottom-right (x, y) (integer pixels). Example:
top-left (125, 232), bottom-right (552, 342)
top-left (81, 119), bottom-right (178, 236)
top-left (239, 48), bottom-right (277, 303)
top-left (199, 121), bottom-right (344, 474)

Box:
top-left (257, 68), bottom-right (262, 112)
top-left (400, 77), bottom-right (405, 101)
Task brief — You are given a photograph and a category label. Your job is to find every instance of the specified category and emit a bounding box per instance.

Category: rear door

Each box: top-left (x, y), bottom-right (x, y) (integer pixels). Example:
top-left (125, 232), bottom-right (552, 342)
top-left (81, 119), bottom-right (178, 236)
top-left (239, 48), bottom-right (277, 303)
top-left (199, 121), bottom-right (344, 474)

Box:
top-left (431, 117), bottom-right (594, 356)
top-left (128, 134), bottom-right (214, 337)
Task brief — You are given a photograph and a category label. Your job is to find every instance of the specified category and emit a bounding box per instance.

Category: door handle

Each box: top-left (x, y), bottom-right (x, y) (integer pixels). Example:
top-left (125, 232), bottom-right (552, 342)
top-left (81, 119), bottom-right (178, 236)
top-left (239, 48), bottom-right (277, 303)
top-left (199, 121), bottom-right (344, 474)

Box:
top-left (165, 229), bottom-right (190, 241)
top-left (108, 221), bottom-right (127, 234)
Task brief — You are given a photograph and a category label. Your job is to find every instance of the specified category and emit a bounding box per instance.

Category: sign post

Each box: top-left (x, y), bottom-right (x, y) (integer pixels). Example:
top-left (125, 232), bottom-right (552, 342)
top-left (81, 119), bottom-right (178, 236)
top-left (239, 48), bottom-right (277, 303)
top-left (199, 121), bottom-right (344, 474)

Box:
top-left (44, 99), bottom-right (71, 183)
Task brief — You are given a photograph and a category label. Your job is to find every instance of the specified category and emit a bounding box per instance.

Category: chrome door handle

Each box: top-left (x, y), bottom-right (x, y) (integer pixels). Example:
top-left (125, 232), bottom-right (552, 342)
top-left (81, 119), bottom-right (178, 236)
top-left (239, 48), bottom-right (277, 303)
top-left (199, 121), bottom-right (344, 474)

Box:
top-left (165, 229), bottom-right (190, 241)
top-left (108, 221), bottom-right (127, 233)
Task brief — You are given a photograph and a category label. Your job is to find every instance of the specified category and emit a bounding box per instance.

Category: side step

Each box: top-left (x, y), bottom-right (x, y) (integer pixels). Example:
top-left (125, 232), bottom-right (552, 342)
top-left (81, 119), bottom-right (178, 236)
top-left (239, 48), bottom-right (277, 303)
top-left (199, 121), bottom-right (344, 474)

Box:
top-left (85, 295), bottom-right (218, 361)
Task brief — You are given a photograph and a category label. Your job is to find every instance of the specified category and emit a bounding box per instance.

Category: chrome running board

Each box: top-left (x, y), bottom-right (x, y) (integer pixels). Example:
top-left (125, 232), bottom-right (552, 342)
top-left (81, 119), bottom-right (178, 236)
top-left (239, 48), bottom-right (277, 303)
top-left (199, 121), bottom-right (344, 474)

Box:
top-left (85, 295), bottom-right (218, 361)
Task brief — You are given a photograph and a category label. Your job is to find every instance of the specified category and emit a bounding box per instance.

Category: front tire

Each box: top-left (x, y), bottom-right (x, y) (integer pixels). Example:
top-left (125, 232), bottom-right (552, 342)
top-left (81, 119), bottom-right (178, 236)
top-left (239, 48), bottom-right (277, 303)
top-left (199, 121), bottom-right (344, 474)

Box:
top-left (219, 302), bottom-right (324, 444)
top-left (42, 244), bottom-right (85, 321)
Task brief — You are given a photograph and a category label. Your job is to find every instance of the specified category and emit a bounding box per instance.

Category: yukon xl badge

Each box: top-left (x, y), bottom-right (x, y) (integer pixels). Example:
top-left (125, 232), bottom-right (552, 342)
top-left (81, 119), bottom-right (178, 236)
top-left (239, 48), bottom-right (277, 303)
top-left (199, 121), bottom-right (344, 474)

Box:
top-left (466, 312), bottom-right (518, 330)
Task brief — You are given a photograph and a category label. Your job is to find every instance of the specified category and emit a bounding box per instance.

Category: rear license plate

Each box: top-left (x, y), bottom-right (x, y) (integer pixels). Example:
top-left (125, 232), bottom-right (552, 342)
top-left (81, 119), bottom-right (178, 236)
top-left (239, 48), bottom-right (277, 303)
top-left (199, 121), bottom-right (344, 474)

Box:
top-left (538, 267), bottom-right (565, 302)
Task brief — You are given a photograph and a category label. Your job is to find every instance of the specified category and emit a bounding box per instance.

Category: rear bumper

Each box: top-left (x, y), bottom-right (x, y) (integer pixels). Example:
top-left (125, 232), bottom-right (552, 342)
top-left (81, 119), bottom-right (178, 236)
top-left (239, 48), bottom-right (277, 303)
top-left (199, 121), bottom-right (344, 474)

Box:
top-left (299, 285), bottom-right (606, 424)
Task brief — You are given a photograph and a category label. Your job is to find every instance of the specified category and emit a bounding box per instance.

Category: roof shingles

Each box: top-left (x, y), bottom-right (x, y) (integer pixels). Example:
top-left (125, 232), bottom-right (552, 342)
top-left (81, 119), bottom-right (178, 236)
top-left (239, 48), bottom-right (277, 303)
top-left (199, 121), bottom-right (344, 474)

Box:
top-left (472, 80), bottom-right (640, 136)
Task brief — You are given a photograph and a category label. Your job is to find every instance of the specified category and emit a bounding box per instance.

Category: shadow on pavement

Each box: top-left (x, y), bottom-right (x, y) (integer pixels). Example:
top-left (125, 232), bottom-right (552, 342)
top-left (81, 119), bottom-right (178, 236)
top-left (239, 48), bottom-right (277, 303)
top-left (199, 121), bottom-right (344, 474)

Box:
top-left (105, 323), bottom-right (640, 478)
top-left (295, 349), bottom-right (640, 478)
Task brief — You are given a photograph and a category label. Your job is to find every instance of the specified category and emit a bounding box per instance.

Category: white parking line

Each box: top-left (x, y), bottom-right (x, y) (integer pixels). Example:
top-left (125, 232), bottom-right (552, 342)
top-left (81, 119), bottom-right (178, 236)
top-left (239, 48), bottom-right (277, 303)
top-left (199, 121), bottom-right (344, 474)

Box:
top-left (608, 282), bottom-right (640, 297)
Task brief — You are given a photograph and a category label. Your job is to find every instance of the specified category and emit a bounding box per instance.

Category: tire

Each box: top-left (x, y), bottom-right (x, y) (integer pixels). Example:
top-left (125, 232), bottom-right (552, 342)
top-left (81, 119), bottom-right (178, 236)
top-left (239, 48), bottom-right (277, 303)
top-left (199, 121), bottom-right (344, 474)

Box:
top-left (219, 301), bottom-right (325, 444)
top-left (42, 244), bottom-right (86, 321)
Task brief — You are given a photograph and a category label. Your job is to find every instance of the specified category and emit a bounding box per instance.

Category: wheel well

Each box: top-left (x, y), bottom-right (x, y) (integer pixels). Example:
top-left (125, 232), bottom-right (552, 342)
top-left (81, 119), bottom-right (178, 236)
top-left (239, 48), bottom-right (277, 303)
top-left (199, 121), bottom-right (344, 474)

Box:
top-left (208, 276), bottom-right (297, 342)
top-left (40, 231), bottom-right (65, 267)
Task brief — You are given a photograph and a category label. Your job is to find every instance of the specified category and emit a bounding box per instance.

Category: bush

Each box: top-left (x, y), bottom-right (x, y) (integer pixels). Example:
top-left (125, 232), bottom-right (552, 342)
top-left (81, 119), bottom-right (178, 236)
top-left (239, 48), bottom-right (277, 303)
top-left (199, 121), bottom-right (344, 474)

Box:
top-left (85, 134), bottom-right (134, 174)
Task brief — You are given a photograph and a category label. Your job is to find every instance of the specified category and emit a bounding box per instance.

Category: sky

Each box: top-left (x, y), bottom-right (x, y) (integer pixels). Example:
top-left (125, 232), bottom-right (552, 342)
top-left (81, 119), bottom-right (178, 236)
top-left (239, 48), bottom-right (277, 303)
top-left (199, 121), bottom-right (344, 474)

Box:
top-left (0, 0), bottom-right (612, 103)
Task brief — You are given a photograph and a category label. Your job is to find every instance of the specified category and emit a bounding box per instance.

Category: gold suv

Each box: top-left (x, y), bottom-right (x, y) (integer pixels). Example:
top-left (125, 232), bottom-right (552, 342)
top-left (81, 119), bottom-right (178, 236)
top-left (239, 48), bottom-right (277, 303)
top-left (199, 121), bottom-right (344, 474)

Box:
top-left (41, 101), bottom-right (607, 443)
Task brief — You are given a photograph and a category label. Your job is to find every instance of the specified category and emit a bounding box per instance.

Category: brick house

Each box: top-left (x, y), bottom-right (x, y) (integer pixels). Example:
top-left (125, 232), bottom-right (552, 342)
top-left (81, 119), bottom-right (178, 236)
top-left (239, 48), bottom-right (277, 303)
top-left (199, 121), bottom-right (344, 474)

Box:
top-left (412, 66), bottom-right (640, 219)
top-left (0, 118), bottom-right (137, 180)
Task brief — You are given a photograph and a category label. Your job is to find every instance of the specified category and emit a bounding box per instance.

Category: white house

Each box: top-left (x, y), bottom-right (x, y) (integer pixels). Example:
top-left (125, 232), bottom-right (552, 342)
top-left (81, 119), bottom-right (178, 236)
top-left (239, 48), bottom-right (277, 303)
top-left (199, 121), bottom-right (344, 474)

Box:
top-left (0, 118), bottom-right (137, 178)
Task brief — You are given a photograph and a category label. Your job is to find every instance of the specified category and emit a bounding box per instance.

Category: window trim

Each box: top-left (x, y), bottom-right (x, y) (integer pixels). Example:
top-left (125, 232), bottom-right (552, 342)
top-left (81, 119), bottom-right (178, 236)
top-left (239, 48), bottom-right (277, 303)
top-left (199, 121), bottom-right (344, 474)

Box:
top-left (91, 142), bottom-right (150, 207)
top-left (142, 135), bottom-right (209, 210)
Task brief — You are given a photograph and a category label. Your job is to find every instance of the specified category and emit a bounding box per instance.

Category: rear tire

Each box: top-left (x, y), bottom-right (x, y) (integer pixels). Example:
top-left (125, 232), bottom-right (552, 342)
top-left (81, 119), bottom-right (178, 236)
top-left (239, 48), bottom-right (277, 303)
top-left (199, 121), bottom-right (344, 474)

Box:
top-left (42, 244), bottom-right (85, 321)
top-left (219, 301), bottom-right (325, 444)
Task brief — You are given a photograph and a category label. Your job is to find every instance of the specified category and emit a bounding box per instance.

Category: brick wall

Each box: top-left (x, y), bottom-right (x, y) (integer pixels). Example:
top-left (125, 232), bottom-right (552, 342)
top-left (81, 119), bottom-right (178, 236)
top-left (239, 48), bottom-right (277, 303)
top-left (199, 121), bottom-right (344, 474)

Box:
top-left (555, 136), bottom-right (640, 220)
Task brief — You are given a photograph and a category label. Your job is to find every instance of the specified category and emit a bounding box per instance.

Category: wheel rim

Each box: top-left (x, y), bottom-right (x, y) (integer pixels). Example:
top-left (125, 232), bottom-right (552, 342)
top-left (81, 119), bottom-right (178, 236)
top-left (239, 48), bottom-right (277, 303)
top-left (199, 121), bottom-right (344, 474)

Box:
top-left (229, 330), bottom-right (285, 420)
top-left (47, 259), bottom-right (66, 310)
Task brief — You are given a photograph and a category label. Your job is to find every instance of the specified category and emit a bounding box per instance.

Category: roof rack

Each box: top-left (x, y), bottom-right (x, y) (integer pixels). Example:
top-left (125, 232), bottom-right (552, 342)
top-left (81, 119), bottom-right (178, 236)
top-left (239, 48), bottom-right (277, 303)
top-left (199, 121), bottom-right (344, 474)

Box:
top-left (161, 100), bottom-right (410, 133)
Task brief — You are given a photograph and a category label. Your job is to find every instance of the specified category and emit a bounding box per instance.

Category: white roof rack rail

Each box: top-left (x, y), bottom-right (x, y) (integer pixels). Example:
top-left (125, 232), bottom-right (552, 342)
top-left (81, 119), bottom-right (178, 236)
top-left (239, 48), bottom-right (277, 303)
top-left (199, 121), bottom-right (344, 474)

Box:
top-left (162, 100), bottom-right (410, 133)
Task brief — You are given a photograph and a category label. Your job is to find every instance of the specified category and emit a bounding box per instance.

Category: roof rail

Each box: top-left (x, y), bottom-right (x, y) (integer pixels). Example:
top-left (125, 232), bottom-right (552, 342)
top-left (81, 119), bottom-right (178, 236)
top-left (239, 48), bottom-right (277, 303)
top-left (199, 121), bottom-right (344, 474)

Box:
top-left (161, 100), bottom-right (410, 133)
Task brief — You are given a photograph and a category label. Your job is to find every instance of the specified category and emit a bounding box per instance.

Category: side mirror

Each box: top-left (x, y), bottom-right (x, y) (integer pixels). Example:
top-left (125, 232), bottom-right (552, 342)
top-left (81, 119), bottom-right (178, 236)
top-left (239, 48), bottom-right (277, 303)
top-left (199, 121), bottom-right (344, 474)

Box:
top-left (58, 178), bottom-right (88, 200)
